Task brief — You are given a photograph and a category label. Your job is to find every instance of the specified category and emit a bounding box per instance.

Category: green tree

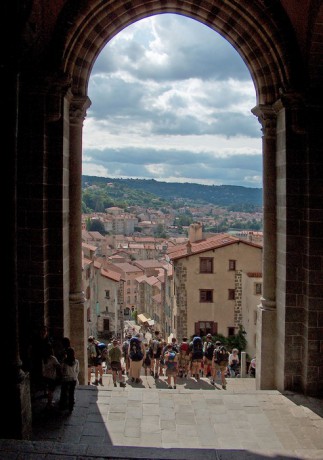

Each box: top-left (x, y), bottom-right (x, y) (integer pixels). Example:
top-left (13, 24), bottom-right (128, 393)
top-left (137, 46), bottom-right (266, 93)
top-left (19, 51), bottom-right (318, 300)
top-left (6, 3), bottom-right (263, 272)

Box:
top-left (155, 223), bottom-right (167, 238)
top-left (87, 219), bottom-right (106, 234)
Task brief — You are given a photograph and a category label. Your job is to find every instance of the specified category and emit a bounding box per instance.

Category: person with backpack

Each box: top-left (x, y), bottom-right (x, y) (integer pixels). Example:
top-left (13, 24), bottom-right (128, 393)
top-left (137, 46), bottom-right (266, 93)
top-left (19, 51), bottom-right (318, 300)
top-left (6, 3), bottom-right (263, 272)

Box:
top-left (150, 330), bottom-right (163, 379)
top-left (142, 343), bottom-right (152, 377)
top-left (108, 339), bottom-right (126, 387)
top-left (160, 337), bottom-right (178, 378)
top-left (178, 337), bottom-right (190, 378)
top-left (122, 334), bottom-right (132, 376)
top-left (93, 338), bottom-right (104, 386)
top-left (128, 333), bottom-right (145, 383)
top-left (203, 334), bottom-right (215, 378)
top-left (189, 335), bottom-right (204, 380)
top-left (212, 340), bottom-right (229, 389)
top-left (164, 343), bottom-right (179, 389)
top-left (87, 336), bottom-right (98, 385)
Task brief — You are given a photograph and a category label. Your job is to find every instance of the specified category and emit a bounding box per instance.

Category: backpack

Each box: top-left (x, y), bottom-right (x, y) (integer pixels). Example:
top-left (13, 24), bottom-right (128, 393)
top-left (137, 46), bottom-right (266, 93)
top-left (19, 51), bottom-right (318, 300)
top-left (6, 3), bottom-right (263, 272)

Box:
top-left (165, 350), bottom-right (177, 371)
top-left (191, 336), bottom-right (203, 360)
top-left (129, 337), bottom-right (144, 362)
top-left (215, 345), bottom-right (229, 364)
top-left (99, 345), bottom-right (108, 361)
top-left (95, 342), bottom-right (105, 363)
top-left (204, 341), bottom-right (215, 360)
top-left (180, 341), bottom-right (190, 356)
top-left (152, 339), bottom-right (161, 357)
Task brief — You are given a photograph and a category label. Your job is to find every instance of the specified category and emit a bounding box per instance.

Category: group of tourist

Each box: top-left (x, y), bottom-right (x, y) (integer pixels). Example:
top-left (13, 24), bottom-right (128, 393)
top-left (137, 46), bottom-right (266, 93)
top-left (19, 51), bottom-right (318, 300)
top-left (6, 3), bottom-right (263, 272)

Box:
top-left (30, 325), bottom-right (79, 412)
top-left (88, 330), bottom-right (255, 390)
top-left (30, 325), bottom-right (256, 412)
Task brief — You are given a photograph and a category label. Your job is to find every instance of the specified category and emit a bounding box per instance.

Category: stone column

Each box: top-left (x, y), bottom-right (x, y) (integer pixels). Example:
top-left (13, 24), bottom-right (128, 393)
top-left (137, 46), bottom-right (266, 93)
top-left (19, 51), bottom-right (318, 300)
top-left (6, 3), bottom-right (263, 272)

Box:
top-left (69, 95), bottom-right (91, 384)
top-left (3, 68), bottom-right (32, 440)
top-left (252, 105), bottom-right (277, 390)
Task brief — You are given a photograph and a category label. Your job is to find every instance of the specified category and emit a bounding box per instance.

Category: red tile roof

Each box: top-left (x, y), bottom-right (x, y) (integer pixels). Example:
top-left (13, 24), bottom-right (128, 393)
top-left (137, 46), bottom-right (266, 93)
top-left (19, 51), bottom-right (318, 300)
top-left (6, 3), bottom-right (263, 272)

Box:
top-left (167, 233), bottom-right (262, 260)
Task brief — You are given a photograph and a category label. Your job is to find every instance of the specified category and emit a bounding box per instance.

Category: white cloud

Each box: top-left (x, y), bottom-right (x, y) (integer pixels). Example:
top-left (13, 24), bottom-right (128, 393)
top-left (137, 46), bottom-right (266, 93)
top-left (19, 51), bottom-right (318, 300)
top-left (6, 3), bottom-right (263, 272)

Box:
top-left (83, 14), bottom-right (262, 188)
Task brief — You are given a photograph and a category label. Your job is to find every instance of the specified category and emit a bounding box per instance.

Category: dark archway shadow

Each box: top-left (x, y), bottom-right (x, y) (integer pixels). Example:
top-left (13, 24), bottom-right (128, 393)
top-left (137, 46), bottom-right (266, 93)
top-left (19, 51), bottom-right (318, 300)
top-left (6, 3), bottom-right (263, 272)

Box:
top-left (283, 391), bottom-right (323, 418)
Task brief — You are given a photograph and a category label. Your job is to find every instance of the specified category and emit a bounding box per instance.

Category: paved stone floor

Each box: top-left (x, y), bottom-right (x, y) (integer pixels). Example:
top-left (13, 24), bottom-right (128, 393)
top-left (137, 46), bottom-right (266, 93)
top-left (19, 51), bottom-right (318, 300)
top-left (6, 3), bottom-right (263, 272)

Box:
top-left (1, 373), bottom-right (322, 459)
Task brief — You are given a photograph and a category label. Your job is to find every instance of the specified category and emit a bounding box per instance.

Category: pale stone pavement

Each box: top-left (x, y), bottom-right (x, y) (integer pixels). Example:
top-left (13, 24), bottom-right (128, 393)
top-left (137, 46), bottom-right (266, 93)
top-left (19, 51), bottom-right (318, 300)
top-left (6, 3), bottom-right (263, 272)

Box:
top-left (1, 373), bottom-right (322, 459)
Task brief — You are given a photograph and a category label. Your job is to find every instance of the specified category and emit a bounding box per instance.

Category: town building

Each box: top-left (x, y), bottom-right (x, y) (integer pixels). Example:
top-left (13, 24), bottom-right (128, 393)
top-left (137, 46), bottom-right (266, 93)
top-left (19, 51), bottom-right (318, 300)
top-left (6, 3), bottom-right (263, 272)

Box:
top-left (167, 223), bottom-right (262, 357)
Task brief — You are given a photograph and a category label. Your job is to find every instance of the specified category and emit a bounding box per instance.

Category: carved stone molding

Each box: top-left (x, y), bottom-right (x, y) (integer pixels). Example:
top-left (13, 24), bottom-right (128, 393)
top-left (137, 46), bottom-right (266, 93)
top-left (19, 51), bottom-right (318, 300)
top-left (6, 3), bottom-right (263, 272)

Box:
top-left (251, 104), bottom-right (276, 138)
top-left (69, 95), bottom-right (91, 126)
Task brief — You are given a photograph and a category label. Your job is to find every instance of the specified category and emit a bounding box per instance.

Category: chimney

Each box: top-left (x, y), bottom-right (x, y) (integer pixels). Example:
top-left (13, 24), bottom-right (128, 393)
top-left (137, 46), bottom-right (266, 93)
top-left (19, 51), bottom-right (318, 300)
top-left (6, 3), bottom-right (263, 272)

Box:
top-left (186, 240), bottom-right (192, 254)
top-left (188, 222), bottom-right (203, 243)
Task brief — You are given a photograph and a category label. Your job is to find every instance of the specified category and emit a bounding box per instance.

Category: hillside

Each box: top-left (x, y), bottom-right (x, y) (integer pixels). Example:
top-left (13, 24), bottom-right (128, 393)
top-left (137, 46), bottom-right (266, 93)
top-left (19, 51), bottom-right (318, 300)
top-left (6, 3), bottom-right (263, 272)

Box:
top-left (82, 175), bottom-right (262, 211)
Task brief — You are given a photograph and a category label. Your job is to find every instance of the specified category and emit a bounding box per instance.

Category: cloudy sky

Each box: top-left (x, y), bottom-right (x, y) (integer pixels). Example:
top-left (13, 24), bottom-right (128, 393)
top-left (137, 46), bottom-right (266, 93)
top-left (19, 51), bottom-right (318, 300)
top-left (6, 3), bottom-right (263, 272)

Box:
top-left (83, 14), bottom-right (262, 188)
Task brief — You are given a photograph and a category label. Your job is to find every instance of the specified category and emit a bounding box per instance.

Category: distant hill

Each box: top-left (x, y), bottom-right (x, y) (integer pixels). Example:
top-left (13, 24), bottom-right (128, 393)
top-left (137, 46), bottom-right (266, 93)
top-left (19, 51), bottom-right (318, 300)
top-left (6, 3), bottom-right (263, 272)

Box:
top-left (82, 176), bottom-right (262, 211)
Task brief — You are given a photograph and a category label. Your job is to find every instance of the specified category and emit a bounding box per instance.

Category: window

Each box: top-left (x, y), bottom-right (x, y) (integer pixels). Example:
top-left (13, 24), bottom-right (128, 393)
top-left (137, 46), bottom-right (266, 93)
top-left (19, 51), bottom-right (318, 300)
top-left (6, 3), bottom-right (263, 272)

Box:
top-left (228, 327), bottom-right (235, 337)
top-left (127, 280), bottom-right (131, 285)
top-left (255, 283), bottom-right (262, 295)
top-left (200, 257), bottom-right (213, 273)
top-left (195, 321), bottom-right (217, 336)
top-left (199, 289), bottom-right (213, 302)
top-left (103, 318), bottom-right (110, 331)
top-left (86, 286), bottom-right (90, 300)
top-left (229, 259), bottom-right (236, 270)
top-left (105, 290), bottom-right (110, 299)
top-left (228, 289), bottom-right (235, 300)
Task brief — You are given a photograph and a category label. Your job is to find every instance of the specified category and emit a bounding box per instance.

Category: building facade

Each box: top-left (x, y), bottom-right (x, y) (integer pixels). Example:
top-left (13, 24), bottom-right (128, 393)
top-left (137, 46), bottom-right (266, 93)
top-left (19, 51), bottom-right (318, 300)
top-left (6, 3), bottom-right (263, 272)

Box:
top-left (168, 228), bottom-right (262, 357)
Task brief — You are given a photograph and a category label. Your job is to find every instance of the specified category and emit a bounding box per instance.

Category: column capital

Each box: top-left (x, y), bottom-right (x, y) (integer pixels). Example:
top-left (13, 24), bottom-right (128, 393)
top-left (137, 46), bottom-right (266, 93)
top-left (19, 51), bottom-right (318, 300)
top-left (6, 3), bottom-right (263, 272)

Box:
top-left (69, 95), bottom-right (91, 126)
top-left (251, 104), bottom-right (276, 137)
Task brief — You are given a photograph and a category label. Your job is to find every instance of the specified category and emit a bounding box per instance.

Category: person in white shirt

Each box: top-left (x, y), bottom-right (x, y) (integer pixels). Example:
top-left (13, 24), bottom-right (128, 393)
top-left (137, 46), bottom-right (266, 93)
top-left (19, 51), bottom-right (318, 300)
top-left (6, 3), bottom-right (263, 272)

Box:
top-left (59, 347), bottom-right (79, 412)
top-left (228, 348), bottom-right (240, 377)
top-left (248, 357), bottom-right (256, 377)
top-left (42, 343), bottom-right (61, 409)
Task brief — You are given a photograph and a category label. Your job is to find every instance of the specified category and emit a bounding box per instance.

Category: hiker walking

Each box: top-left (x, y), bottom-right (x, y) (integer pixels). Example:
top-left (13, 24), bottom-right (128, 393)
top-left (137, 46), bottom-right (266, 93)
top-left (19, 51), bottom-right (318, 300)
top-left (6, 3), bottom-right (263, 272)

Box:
top-left (203, 333), bottom-right (215, 378)
top-left (178, 337), bottom-right (190, 378)
top-left (189, 335), bottom-right (204, 380)
top-left (150, 330), bottom-right (163, 379)
top-left (122, 334), bottom-right (132, 376)
top-left (142, 343), bottom-right (152, 376)
top-left (164, 343), bottom-right (179, 389)
top-left (128, 333), bottom-right (145, 383)
top-left (109, 339), bottom-right (126, 387)
top-left (212, 340), bottom-right (229, 389)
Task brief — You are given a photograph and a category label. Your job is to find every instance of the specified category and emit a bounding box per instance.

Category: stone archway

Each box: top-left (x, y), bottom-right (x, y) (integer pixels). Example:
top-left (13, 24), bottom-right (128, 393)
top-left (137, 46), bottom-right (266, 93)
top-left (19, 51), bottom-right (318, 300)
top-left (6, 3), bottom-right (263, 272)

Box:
top-left (51, 0), bottom-right (303, 394)
top-left (6, 0), bottom-right (323, 442)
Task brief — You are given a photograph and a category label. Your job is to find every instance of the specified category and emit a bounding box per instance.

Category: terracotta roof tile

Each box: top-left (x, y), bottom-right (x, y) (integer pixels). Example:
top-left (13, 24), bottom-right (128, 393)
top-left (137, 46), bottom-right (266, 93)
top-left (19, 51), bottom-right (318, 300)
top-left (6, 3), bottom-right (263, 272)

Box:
top-left (167, 233), bottom-right (262, 260)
